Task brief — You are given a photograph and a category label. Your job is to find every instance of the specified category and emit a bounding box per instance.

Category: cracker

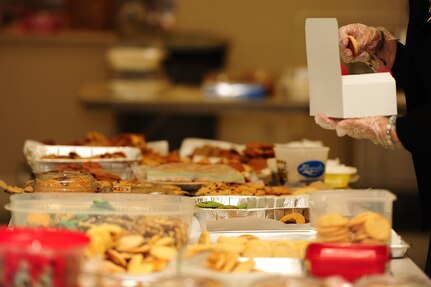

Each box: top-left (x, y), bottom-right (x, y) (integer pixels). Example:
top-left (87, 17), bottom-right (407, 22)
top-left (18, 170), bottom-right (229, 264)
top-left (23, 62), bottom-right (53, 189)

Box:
top-left (243, 240), bottom-right (272, 257)
top-left (198, 230), bottom-right (211, 244)
top-left (349, 211), bottom-right (375, 228)
top-left (364, 214), bottom-right (391, 242)
top-left (222, 252), bottom-right (239, 272)
top-left (316, 213), bottom-right (349, 228)
top-left (239, 234), bottom-right (260, 241)
top-left (150, 246), bottom-right (177, 260)
top-left (232, 259), bottom-right (255, 272)
top-left (272, 241), bottom-right (298, 258)
top-left (317, 226), bottom-right (349, 237)
top-left (319, 233), bottom-right (350, 243)
top-left (217, 236), bottom-right (249, 245)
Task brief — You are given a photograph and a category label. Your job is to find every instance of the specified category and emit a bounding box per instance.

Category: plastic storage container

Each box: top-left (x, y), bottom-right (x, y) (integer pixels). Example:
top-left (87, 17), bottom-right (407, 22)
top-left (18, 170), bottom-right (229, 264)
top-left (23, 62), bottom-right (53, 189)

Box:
top-left (6, 193), bottom-right (196, 275)
top-left (250, 275), bottom-right (324, 287)
top-left (354, 274), bottom-right (431, 287)
top-left (309, 189), bottom-right (396, 245)
top-left (34, 170), bottom-right (97, 193)
top-left (305, 242), bottom-right (390, 282)
top-left (151, 275), bottom-right (225, 287)
top-left (0, 226), bottom-right (89, 287)
top-left (23, 140), bottom-right (142, 180)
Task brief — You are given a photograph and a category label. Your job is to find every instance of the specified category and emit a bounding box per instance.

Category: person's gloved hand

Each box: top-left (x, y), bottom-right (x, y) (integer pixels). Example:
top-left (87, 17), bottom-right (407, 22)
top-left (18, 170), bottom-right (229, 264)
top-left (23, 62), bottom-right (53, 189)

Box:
top-left (339, 116), bottom-right (402, 149)
top-left (314, 113), bottom-right (341, 130)
top-left (315, 114), bottom-right (402, 149)
top-left (338, 23), bottom-right (397, 71)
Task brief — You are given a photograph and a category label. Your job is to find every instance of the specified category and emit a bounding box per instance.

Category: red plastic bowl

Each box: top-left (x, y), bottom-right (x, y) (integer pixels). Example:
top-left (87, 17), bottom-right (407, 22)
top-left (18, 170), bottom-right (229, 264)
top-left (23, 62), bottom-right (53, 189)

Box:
top-left (305, 242), bottom-right (390, 282)
top-left (0, 226), bottom-right (89, 287)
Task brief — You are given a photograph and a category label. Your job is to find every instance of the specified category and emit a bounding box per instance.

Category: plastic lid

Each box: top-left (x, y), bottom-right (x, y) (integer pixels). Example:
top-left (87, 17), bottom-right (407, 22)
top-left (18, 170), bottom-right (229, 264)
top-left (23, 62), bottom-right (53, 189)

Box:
top-left (34, 170), bottom-right (96, 193)
top-left (7, 192), bottom-right (196, 215)
top-left (305, 243), bottom-right (390, 282)
top-left (325, 164), bottom-right (357, 175)
top-left (308, 189), bottom-right (397, 203)
top-left (306, 242), bottom-right (390, 261)
top-left (0, 226), bottom-right (89, 250)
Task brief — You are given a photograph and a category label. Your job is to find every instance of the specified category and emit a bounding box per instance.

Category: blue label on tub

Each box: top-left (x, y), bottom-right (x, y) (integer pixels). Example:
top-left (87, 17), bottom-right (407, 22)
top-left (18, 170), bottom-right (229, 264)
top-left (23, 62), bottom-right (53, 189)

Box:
top-left (297, 161), bottom-right (325, 178)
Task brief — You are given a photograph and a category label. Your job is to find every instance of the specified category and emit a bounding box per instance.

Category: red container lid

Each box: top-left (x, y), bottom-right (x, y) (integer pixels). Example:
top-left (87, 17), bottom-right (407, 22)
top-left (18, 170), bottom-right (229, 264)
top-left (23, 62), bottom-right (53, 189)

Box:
top-left (0, 226), bottom-right (89, 250)
top-left (305, 242), bottom-right (390, 282)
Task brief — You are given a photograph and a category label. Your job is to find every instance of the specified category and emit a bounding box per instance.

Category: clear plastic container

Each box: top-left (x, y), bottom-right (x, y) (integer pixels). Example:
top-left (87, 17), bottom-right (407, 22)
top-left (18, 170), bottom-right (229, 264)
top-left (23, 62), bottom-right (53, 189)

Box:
top-left (150, 275), bottom-right (224, 287)
top-left (0, 226), bottom-right (89, 287)
top-left (309, 189), bottom-right (396, 245)
top-left (354, 274), bottom-right (431, 287)
top-left (250, 275), bottom-right (324, 287)
top-left (34, 170), bottom-right (97, 193)
top-left (309, 189), bottom-right (396, 221)
top-left (5, 193), bottom-right (196, 275)
top-left (23, 140), bottom-right (142, 180)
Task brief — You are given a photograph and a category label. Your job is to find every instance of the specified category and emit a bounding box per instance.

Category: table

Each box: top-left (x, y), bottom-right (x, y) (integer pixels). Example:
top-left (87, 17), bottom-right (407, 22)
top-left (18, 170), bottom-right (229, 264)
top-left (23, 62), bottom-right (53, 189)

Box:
top-left (390, 257), bottom-right (430, 281)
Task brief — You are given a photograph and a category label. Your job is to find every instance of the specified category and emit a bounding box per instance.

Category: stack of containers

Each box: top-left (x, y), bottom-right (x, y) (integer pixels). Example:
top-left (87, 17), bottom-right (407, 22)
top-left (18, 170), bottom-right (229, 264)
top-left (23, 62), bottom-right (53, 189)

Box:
top-left (306, 189), bottom-right (397, 282)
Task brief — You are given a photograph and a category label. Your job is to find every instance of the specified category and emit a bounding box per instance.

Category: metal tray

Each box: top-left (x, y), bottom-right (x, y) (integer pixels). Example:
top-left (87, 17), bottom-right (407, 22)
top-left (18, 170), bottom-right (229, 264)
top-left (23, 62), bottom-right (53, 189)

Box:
top-left (194, 195), bottom-right (310, 227)
top-left (208, 228), bottom-right (410, 259)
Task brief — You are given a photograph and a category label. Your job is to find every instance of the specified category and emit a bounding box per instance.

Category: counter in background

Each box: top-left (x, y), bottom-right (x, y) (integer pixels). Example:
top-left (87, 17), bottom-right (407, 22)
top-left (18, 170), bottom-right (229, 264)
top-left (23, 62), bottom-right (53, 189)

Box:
top-left (79, 82), bottom-right (309, 115)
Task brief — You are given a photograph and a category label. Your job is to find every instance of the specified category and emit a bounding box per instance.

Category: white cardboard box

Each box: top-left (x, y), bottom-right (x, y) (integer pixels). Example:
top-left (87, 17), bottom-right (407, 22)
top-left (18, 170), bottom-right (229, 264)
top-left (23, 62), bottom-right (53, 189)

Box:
top-left (305, 18), bottom-right (397, 118)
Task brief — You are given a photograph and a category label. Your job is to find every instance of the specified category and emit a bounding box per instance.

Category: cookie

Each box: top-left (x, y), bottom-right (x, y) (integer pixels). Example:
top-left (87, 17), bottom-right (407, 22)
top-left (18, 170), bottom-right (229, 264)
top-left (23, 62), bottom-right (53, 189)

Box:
top-left (280, 212), bottom-right (306, 224)
top-left (242, 240), bottom-right (272, 257)
top-left (364, 213), bottom-right (391, 242)
top-left (272, 241), bottom-right (298, 258)
top-left (349, 211), bottom-right (375, 229)
top-left (316, 213), bottom-right (349, 228)
top-left (347, 35), bottom-right (359, 56)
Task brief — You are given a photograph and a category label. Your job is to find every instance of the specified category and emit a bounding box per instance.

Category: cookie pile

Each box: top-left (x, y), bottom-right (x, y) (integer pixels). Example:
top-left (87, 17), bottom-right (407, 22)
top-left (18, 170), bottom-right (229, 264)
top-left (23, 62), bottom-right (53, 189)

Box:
top-left (316, 211), bottom-right (391, 244)
top-left (349, 211), bottom-right (391, 244)
top-left (316, 213), bottom-right (350, 243)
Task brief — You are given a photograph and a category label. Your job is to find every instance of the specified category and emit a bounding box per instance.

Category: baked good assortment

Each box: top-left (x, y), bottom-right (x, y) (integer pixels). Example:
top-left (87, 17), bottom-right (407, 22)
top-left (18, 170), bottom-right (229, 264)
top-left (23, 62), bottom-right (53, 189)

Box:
top-left (0, 131), bottom-right (403, 284)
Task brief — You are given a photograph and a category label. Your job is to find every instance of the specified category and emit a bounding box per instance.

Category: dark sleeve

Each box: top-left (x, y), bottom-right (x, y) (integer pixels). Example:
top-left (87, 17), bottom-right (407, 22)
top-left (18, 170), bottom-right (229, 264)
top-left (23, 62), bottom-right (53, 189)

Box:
top-left (391, 42), bottom-right (406, 89)
top-left (396, 106), bottom-right (430, 154)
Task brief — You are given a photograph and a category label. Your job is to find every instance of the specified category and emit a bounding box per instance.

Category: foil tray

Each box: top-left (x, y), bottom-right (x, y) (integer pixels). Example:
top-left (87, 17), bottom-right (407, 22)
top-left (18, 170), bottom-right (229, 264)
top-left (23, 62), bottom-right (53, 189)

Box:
top-left (194, 195), bottom-right (310, 224)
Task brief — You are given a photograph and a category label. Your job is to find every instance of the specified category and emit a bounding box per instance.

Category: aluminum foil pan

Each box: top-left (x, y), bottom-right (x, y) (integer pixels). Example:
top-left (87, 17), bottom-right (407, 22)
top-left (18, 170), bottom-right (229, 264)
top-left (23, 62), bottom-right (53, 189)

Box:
top-left (195, 195), bottom-right (310, 226)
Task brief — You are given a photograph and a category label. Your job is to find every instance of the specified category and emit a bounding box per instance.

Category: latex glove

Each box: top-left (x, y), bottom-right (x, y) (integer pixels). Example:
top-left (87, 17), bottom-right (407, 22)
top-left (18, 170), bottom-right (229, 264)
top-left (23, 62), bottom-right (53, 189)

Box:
top-left (338, 23), bottom-right (397, 71)
top-left (314, 113), bottom-right (341, 130)
top-left (335, 116), bottom-right (401, 149)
